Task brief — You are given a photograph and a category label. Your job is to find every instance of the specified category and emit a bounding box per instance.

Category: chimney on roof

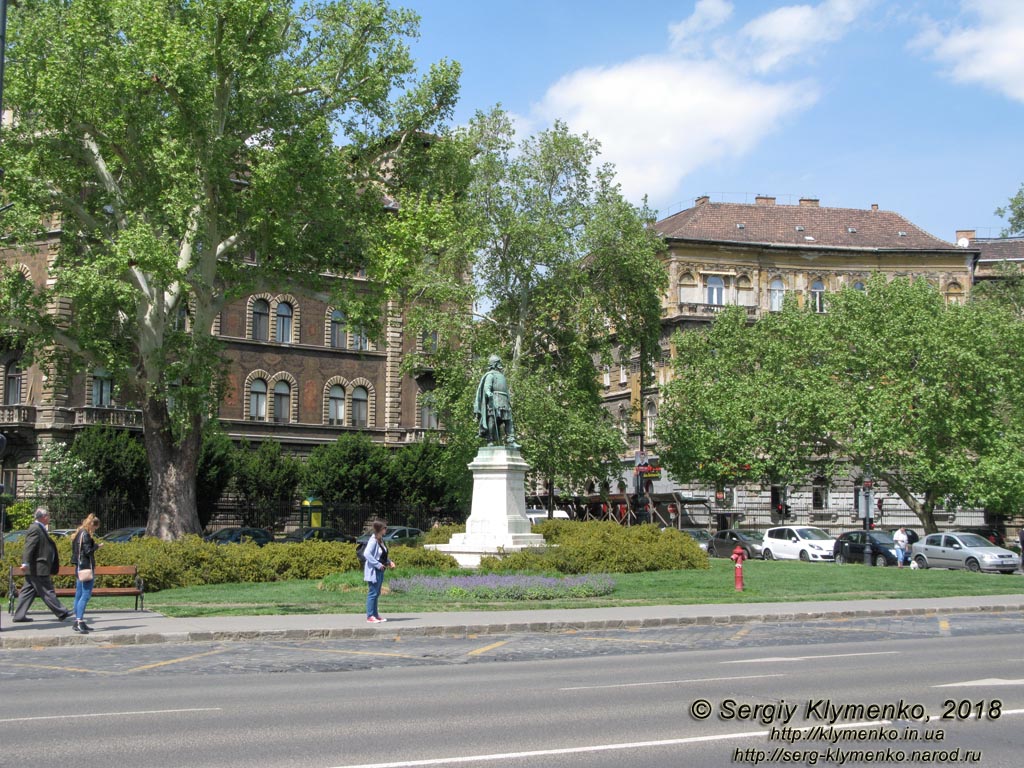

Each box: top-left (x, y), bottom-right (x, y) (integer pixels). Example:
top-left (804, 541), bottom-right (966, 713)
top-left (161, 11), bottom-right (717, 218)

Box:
top-left (871, 204), bottom-right (879, 211)
top-left (955, 229), bottom-right (976, 246)
top-left (755, 195), bottom-right (776, 205)
top-left (798, 198), bottom-right (819, 207)
top-left (694, 195), bottom-right (710, 206)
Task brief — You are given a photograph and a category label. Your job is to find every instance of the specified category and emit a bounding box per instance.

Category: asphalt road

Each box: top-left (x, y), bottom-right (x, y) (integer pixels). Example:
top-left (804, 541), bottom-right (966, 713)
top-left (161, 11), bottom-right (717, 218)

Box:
top-left (1, 611), bottom-right (1022, 767)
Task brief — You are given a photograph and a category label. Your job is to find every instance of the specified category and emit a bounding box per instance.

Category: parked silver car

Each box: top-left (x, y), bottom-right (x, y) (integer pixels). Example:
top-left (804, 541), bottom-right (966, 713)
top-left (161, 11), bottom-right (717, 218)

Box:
top-left (912, 532), bottom-right (1020, 573)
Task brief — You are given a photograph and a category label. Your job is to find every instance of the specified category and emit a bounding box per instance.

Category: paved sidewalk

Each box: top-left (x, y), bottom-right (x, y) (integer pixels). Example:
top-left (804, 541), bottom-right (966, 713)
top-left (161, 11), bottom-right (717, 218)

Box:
top-left (3, 594), bottom-right (1023, 649)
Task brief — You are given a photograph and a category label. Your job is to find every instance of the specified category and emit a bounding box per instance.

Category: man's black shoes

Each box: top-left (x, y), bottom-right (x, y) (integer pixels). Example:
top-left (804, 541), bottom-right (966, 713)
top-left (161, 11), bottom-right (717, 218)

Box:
top-left (12, 617), bottom-right (33, 623)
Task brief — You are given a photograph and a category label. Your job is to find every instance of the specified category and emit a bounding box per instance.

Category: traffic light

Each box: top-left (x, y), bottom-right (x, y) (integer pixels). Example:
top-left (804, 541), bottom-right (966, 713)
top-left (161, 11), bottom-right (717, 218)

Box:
top-left (776, 503), bottom-right (792, 519)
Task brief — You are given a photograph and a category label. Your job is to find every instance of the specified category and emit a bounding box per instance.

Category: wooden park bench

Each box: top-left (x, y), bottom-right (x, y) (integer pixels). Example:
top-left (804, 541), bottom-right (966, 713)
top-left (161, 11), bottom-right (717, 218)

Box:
top-left (8, 565), bottom-right (145, 614)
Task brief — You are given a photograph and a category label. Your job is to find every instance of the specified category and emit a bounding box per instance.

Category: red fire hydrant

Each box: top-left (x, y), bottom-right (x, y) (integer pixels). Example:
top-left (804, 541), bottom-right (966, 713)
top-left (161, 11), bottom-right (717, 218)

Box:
top-left (731, 545), bottom-right (747, 591)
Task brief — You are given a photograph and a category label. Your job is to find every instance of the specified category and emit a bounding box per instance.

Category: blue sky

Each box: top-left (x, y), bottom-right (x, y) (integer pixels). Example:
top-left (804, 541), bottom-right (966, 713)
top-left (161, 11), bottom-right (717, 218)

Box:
top-left (400, 0), bottom-right (1023, 242)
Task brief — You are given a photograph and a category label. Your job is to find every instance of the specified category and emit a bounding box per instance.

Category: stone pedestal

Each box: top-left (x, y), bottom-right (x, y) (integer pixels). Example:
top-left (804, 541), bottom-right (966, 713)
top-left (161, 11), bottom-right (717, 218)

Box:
top-left (427, 445), bottom-right (546, 567)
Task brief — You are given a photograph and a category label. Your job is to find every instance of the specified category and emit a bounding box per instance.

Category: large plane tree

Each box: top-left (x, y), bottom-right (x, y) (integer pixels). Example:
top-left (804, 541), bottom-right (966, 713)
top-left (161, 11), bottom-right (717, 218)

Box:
top-left (0, 0), bottom-right (461, 537)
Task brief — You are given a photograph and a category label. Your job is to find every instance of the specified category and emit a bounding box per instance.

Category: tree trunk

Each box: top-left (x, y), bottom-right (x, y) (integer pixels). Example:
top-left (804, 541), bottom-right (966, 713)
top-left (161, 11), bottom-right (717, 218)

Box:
top-left (142, 397), bottom-right (203, 539)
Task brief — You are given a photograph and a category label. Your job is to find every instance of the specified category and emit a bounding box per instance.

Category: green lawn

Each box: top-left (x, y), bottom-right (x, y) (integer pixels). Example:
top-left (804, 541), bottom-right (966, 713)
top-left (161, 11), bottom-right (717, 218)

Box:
top-left (140, 559), bottom-right (1024, 618)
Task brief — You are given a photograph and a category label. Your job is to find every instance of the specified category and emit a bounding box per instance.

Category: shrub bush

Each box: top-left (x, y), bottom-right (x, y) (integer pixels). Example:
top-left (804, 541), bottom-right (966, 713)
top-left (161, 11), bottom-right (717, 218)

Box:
top-left (5, 501), bottom-right (36, 530)
top-left (480, 521), bottom-right (708, 575)
top-left (421, 523), bottom-right (465, 545)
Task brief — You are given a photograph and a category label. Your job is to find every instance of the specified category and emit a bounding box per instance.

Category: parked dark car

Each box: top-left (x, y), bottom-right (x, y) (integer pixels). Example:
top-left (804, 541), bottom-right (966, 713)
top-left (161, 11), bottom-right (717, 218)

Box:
top-left (834, 530), bottom-right (900, 566)
top-left (204, 527), bottom-right (273, 546)
top-left (678, 528), bottom-right (712, 552)
top-left (952, 527), bottom-right (1006, 547)
top-left (355, 526), bottom-right (423, 545)
top-left (281, 526), bottom-right (354, 543)
top-left (708, 529), bottom-right (764, 559)
top-left (102, 526), bottom-right (147, 543)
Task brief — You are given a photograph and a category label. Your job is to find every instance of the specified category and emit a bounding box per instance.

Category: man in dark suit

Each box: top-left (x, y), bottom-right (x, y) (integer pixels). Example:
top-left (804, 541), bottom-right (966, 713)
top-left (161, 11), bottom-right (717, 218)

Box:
top-left (12, 507), bottom-right (70, 623)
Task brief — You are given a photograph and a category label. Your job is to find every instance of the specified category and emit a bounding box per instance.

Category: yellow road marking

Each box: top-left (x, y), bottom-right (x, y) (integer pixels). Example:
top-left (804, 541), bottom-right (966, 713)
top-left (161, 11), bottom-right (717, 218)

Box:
top-left (468, 640), bottom-right (509, 657)
top-left (125, 648), bottom-right (230, 672)
top-left (265, 643), bottom-right (421, 660)
top-left (0, 662), bottom-right (116, 674)
top-left (938, 619), bottom-right (951, 636)
top-left (729, 626), bottom-right (752, 642)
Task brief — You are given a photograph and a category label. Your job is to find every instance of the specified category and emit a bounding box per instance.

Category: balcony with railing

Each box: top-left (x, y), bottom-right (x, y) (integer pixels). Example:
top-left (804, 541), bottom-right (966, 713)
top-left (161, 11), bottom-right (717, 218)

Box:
top-left (0, 404), bottom-right (36, 425)
top-left (673, 302), bottom-right (759, 319)
top-left (74, 406), bottom-right (143, 428)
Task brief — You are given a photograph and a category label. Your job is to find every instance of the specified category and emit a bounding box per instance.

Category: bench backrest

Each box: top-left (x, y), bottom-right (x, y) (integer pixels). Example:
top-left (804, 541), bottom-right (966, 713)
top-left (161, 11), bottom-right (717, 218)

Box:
top-left (10, 565), bottom-right (138, 577)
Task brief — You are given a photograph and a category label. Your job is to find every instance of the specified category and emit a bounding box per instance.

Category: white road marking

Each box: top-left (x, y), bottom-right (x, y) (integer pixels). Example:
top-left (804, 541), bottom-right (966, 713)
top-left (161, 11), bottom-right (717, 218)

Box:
top-left (560, 674), bottom-right (784, 690)
top-left (334, 710), bottom-right (1024, 767)
top-left (936, 679), bottom-right (1024, 687)
top-left (0, 707), bottom-right (222, 723)
top-left (330, 730), bottom-right (770, 768)
top-left (724, 651), bottom-right (899, 664)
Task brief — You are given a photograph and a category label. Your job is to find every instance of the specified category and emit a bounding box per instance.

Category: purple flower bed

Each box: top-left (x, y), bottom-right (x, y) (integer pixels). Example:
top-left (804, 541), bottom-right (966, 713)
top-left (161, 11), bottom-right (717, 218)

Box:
top-left (388, 573), bottom-right (615, 600)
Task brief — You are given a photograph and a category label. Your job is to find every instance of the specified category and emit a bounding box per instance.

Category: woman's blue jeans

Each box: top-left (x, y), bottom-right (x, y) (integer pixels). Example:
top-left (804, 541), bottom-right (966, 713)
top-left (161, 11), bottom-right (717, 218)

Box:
top-left (74, 570), bottom-right (94, 620)
top-left (366, 574), bottom-right (384, 618)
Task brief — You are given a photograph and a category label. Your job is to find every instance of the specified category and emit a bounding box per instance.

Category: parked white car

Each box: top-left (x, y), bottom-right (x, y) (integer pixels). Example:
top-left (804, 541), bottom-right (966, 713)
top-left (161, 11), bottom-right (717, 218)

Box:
top-left (761, 525), bottom-right (836, 562)
top-left (911, 532), bottom-right (1020, 574)
top-left (525, 508), bottom-right (570, 525)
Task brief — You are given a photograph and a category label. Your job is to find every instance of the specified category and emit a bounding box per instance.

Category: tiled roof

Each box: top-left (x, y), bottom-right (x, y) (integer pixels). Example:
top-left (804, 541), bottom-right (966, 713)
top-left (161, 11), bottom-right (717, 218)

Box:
top-left (656, 198), bottom-right (959, 252)
top-left (972, 236), bottom-right (1024, 262)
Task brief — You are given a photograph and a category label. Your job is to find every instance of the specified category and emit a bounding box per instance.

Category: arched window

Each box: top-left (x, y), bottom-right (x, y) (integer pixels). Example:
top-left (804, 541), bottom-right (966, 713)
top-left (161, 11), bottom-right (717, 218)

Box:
top-left (352, 327), bottom-right (369, 351)
top-left (769, 278), bottom-right (785, 312)
top-left (92, 367), bottom-right (112, 407)
top-left (645, 400), bottom-right (657, 441)
top-left (273, 380), bottom-right (291, 423)
top-left (419, 389), bottom-right (439, 430)
top-left (810, 279), bottom-right (826, 313)
top-left (328, 384), bottom-right (345, 425)
top-left (330, 310), bottom-right (346, 349)
top-left (351, 386), bottom-right (368, 428)
top-left (249, 379), bottom-right (267, 421)
top-left (618, 405), bottom-right (629, 436)
top-left (852, 280), bottom-right (866, 291)
top-left (945, 281), bottom-right (964, 305)
top-left (705, 276), bottom-right (724, 306)
top-left (275, 302), bottom-right (293, 343)
top-left (252, 299), bottom-right (270, 341)
top-left (4, 362), bottom-right (22, 406)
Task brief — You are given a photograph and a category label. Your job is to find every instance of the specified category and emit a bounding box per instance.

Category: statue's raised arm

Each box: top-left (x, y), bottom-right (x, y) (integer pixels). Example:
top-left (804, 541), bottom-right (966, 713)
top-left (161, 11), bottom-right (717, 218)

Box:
top-left (473, 355), bottom-right (516, 446)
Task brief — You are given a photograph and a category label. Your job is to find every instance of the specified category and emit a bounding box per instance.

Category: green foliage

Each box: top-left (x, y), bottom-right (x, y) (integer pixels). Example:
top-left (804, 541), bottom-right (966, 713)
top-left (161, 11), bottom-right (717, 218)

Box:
top-left (302, 433), bottom-right (391, 505)
top-left (481, 521), bottom-right (708, 575)
top-left (197, 427), bottom-right (235, 529)
top-left (660, 277), bottom-right (1024, 533)
top-left (5, 500), bottom-right (36, 530)
top-left (388, 437), bottom-right (468, 514)
top-left (231, 441), bottom-right (302, 506)
top-left (70, 426), bottom-right (149, 513)
top-left (0, 0), bottom-right (462, 537)
top-left (422, 523), bottom-right (465, 545)
top-left (386, 545), bottom-right (460, 570)
top-left (28, 443), bottom-right (100, 521)
top-left (402, 111), bottom-right (667, 499)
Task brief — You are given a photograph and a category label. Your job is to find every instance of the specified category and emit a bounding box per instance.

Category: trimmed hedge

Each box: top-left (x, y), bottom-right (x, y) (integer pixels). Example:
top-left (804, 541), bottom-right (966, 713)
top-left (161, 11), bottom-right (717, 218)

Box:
top-left (1, 521), bottom-right (705, 595)
top-left (479, 520), bottom-right (709, 574)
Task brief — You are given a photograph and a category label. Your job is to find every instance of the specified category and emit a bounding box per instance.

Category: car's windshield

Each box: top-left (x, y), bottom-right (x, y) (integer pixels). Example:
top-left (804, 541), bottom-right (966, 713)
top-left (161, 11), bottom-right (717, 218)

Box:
top-left (735, 530), bottom-right (763, 541)
top-left (955, 533), bottom-right (994, 548)
top-left (796, 528), bottom-right (833, 540)
top-left (683, 529), bottom-right (712, 540)
top-left (869, 533), bottom-right (896, 545)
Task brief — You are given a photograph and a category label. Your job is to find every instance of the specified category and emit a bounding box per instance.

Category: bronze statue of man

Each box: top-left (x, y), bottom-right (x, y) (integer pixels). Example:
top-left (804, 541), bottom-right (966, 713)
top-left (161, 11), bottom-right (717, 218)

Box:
top-left (474, 355), bottom-right (516, 445)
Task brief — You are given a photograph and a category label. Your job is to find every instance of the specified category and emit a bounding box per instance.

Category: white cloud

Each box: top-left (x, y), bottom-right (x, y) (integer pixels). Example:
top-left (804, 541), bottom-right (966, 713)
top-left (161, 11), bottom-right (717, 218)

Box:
top-left (914, 0), bottom-right (1024, 103)
top-left (669, 0), bottom-right (734, 56)
top-left (735, 0), bottom-right (870, 74)
top-left (528, 0), bottom-right (868, 206)
top-left (534, 58), bottom-right (817, 203)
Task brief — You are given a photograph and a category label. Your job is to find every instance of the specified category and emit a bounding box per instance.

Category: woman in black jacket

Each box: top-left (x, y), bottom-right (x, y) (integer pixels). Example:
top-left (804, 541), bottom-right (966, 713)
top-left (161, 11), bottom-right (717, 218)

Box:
top-left (70, 514), bottom-right (103, 634)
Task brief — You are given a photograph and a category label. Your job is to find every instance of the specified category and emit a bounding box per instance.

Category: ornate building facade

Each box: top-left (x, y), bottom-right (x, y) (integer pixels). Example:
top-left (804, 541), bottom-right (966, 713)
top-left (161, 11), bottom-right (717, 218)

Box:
top-left (600, 195), bottom-right (980, 530)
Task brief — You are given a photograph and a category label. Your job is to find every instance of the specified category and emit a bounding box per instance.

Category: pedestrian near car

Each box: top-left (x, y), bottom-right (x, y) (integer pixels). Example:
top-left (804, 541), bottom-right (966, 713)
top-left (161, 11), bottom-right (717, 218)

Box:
top-left (363, 519), bottom-right (395, 623)
top-left (70, 514), bottom-right (103, 634)
top-left (12, 507), bottom-right (71, 624)
top-left (893, 526), bottom-right (909, 568)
